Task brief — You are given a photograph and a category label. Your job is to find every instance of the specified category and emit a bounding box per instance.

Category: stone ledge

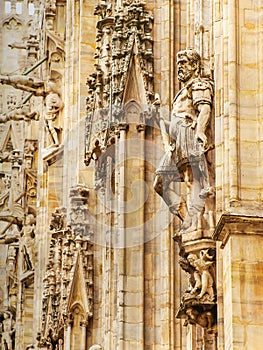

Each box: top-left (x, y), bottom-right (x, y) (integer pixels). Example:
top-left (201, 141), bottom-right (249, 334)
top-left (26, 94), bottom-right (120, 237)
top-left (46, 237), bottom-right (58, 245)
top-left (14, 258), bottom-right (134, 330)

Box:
top-left (213, 214), bottom-right (263, 248)
top-left (182, 238), bottom-right (216, 254)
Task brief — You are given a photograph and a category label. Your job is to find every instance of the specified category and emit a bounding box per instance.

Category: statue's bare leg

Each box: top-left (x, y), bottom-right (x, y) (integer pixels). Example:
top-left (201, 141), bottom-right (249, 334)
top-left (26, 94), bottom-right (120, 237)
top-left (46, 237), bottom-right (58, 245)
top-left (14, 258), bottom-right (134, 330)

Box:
top-left (180, 166), bottom-right (204, 232)
top-left (154, 174), bottom-right (184, 221)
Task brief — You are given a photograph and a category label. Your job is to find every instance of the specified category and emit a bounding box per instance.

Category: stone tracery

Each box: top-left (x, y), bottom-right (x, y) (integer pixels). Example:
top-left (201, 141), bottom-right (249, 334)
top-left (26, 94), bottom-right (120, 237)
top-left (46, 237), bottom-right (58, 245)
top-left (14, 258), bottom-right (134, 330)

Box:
top-left (39, 186), bottom-right (93, 349)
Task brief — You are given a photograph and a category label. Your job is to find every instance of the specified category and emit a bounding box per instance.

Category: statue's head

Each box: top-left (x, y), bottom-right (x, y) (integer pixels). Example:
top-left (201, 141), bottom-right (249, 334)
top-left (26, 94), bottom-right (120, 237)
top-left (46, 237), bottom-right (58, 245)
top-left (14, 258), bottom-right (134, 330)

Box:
top-left (89, 345), bottom-right (103, 350)
top-left (45, 93), bottom-right (63, 113)
top-left (187, 253), bottom-right (198, 265)
top-left (177, 48), bottom-right (201, 83)
top-left (25, 213), bottom-right (36, 225)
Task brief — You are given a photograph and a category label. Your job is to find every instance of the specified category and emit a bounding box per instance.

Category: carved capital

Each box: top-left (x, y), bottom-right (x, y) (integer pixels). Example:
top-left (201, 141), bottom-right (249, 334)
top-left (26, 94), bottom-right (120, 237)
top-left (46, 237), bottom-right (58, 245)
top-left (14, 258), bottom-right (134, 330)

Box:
top-left (136, 123), bottom-right (146, 132)
top-left (116, 122), bottom-right (128, 132)
top-left (213, 214), bottom-right (263, 248)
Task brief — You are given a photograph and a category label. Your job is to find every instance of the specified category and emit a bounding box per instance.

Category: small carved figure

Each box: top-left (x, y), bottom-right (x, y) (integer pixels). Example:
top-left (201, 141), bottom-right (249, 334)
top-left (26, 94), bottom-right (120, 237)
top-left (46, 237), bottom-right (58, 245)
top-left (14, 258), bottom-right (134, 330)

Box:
top-left (44, 92), bottom-right (64, 146)
top-left (94, 1), bottom-right (112, 19)
top-left (186, 253), bottom-right (202, 294)
top-left (1, 311), bottom-right (15, 350)
top-left (187, 249), bottom-right (215, 301)
top-left (50, 207), bottom-right (67, 231)
top-left (0, 173), bottom-right (24, 228)
top-left (6, 246), bottom-right (18, 275)
top-left (0, 175), bottom-right (12, 211)
top-left (20, 214), bottom-right (36, 269)
top-left (46, 0), bottom-right (57, 13)
top-left (153, 48), bottom-right (214, 232)
top-left (55, 339), bottom-right (63, 350)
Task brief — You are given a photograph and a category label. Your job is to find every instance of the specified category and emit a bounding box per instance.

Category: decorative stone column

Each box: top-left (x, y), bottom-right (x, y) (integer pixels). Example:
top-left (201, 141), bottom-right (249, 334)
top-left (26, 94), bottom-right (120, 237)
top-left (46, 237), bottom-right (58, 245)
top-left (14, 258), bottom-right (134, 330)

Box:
top-left (64, 315), bottom-right (72, 350)
top-left (213, 215), bottom-right (263, 349)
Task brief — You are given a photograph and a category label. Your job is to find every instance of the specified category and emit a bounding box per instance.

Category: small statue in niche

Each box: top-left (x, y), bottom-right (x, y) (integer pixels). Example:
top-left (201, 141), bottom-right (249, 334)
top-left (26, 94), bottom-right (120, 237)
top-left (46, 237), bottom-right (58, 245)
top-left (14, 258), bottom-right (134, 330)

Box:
top-left (0, 175), bottom-right (12, 211)
top-left (20, 213), bottom-right (36, 270)
top-left (153, 48), bottom-right (214, 233)
top-left (44, 91), bottom-right (64, 146)
top-left (0, 173), bottom-right (24, 230)
top-left (1, 311), bottom-right (15, 350)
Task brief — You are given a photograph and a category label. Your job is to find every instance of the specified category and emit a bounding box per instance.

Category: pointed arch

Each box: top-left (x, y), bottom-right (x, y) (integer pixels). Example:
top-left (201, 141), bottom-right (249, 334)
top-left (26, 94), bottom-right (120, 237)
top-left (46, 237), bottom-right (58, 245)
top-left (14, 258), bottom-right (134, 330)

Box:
top-left (0, 124), bottom-right (20, 160)
top-left (124, 100), bottom-right (142, 124)
top-left (70, 302), bottom-right (86, 350)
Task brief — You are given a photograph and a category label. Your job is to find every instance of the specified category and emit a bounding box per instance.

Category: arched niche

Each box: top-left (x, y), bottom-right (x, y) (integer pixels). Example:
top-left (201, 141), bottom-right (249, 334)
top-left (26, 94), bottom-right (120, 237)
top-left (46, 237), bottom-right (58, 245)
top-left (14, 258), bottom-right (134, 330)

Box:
top-left (124, 100), bottom-right (142, 125)
top-left (70, 303), bottom-right (86, 350)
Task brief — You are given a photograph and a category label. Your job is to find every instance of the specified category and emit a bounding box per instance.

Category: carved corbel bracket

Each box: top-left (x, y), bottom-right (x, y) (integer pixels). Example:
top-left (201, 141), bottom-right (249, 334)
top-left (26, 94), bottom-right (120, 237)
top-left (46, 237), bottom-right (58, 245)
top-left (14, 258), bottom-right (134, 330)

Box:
top-left (177, 301), bottom-right (217, 334)
top-left (176, 244), bottom-right (217, 333)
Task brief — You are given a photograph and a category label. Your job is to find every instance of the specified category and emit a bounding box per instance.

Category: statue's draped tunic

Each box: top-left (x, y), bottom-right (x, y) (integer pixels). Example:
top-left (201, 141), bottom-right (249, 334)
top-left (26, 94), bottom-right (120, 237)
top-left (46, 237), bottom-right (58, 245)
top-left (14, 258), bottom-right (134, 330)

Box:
top-left (156, 78), bottom-right (214, 179)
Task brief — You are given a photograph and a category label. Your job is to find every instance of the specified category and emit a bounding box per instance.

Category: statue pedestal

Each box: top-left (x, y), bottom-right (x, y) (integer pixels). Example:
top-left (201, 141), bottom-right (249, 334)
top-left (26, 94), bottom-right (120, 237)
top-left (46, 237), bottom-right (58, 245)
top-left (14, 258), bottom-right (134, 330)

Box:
top-left (181, 237), bottom-right (216, 254)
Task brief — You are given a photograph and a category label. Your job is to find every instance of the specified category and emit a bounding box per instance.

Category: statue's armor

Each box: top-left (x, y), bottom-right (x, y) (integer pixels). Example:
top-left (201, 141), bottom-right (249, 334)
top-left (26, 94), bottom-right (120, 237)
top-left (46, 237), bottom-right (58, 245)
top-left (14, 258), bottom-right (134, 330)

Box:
top-left (156, 77), bottom-right (213, 177)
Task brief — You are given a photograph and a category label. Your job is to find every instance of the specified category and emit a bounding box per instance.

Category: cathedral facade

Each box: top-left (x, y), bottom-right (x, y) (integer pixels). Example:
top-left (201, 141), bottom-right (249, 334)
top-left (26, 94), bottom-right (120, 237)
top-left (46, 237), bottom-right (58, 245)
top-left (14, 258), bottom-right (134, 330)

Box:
top-left (0, 1), bottom-right (262, 349)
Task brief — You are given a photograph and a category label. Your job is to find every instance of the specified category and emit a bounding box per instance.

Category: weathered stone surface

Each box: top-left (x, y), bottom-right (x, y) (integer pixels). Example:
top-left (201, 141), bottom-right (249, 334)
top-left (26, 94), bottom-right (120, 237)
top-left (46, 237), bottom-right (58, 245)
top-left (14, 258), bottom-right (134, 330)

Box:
top-left (0, 1), bottom-right (262, 350)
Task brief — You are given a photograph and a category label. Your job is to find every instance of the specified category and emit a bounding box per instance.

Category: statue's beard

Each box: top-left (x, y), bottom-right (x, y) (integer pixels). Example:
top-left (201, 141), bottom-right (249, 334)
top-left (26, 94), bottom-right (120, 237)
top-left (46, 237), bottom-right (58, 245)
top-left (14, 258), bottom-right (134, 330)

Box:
top-left (178, 69), bottom-right (193, 83)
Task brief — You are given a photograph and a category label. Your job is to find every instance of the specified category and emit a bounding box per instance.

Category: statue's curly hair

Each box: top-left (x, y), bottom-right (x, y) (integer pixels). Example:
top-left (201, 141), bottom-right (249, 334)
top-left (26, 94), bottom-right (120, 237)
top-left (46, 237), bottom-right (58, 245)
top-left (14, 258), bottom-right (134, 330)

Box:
top-left (177, 48), bottom-right (201, 75)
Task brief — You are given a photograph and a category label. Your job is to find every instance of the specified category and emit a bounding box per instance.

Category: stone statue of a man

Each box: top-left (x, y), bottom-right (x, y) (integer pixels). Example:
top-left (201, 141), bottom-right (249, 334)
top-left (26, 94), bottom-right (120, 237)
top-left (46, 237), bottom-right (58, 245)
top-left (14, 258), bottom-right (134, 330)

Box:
top-left (154, 48), bottom-right (214, 232)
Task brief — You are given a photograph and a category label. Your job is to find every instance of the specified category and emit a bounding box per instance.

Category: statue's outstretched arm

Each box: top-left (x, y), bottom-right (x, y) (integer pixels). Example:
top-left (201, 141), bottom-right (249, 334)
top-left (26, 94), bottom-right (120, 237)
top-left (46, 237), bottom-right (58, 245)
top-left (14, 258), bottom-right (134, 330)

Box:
top-left (0, 75), bottom-right (45, 96)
